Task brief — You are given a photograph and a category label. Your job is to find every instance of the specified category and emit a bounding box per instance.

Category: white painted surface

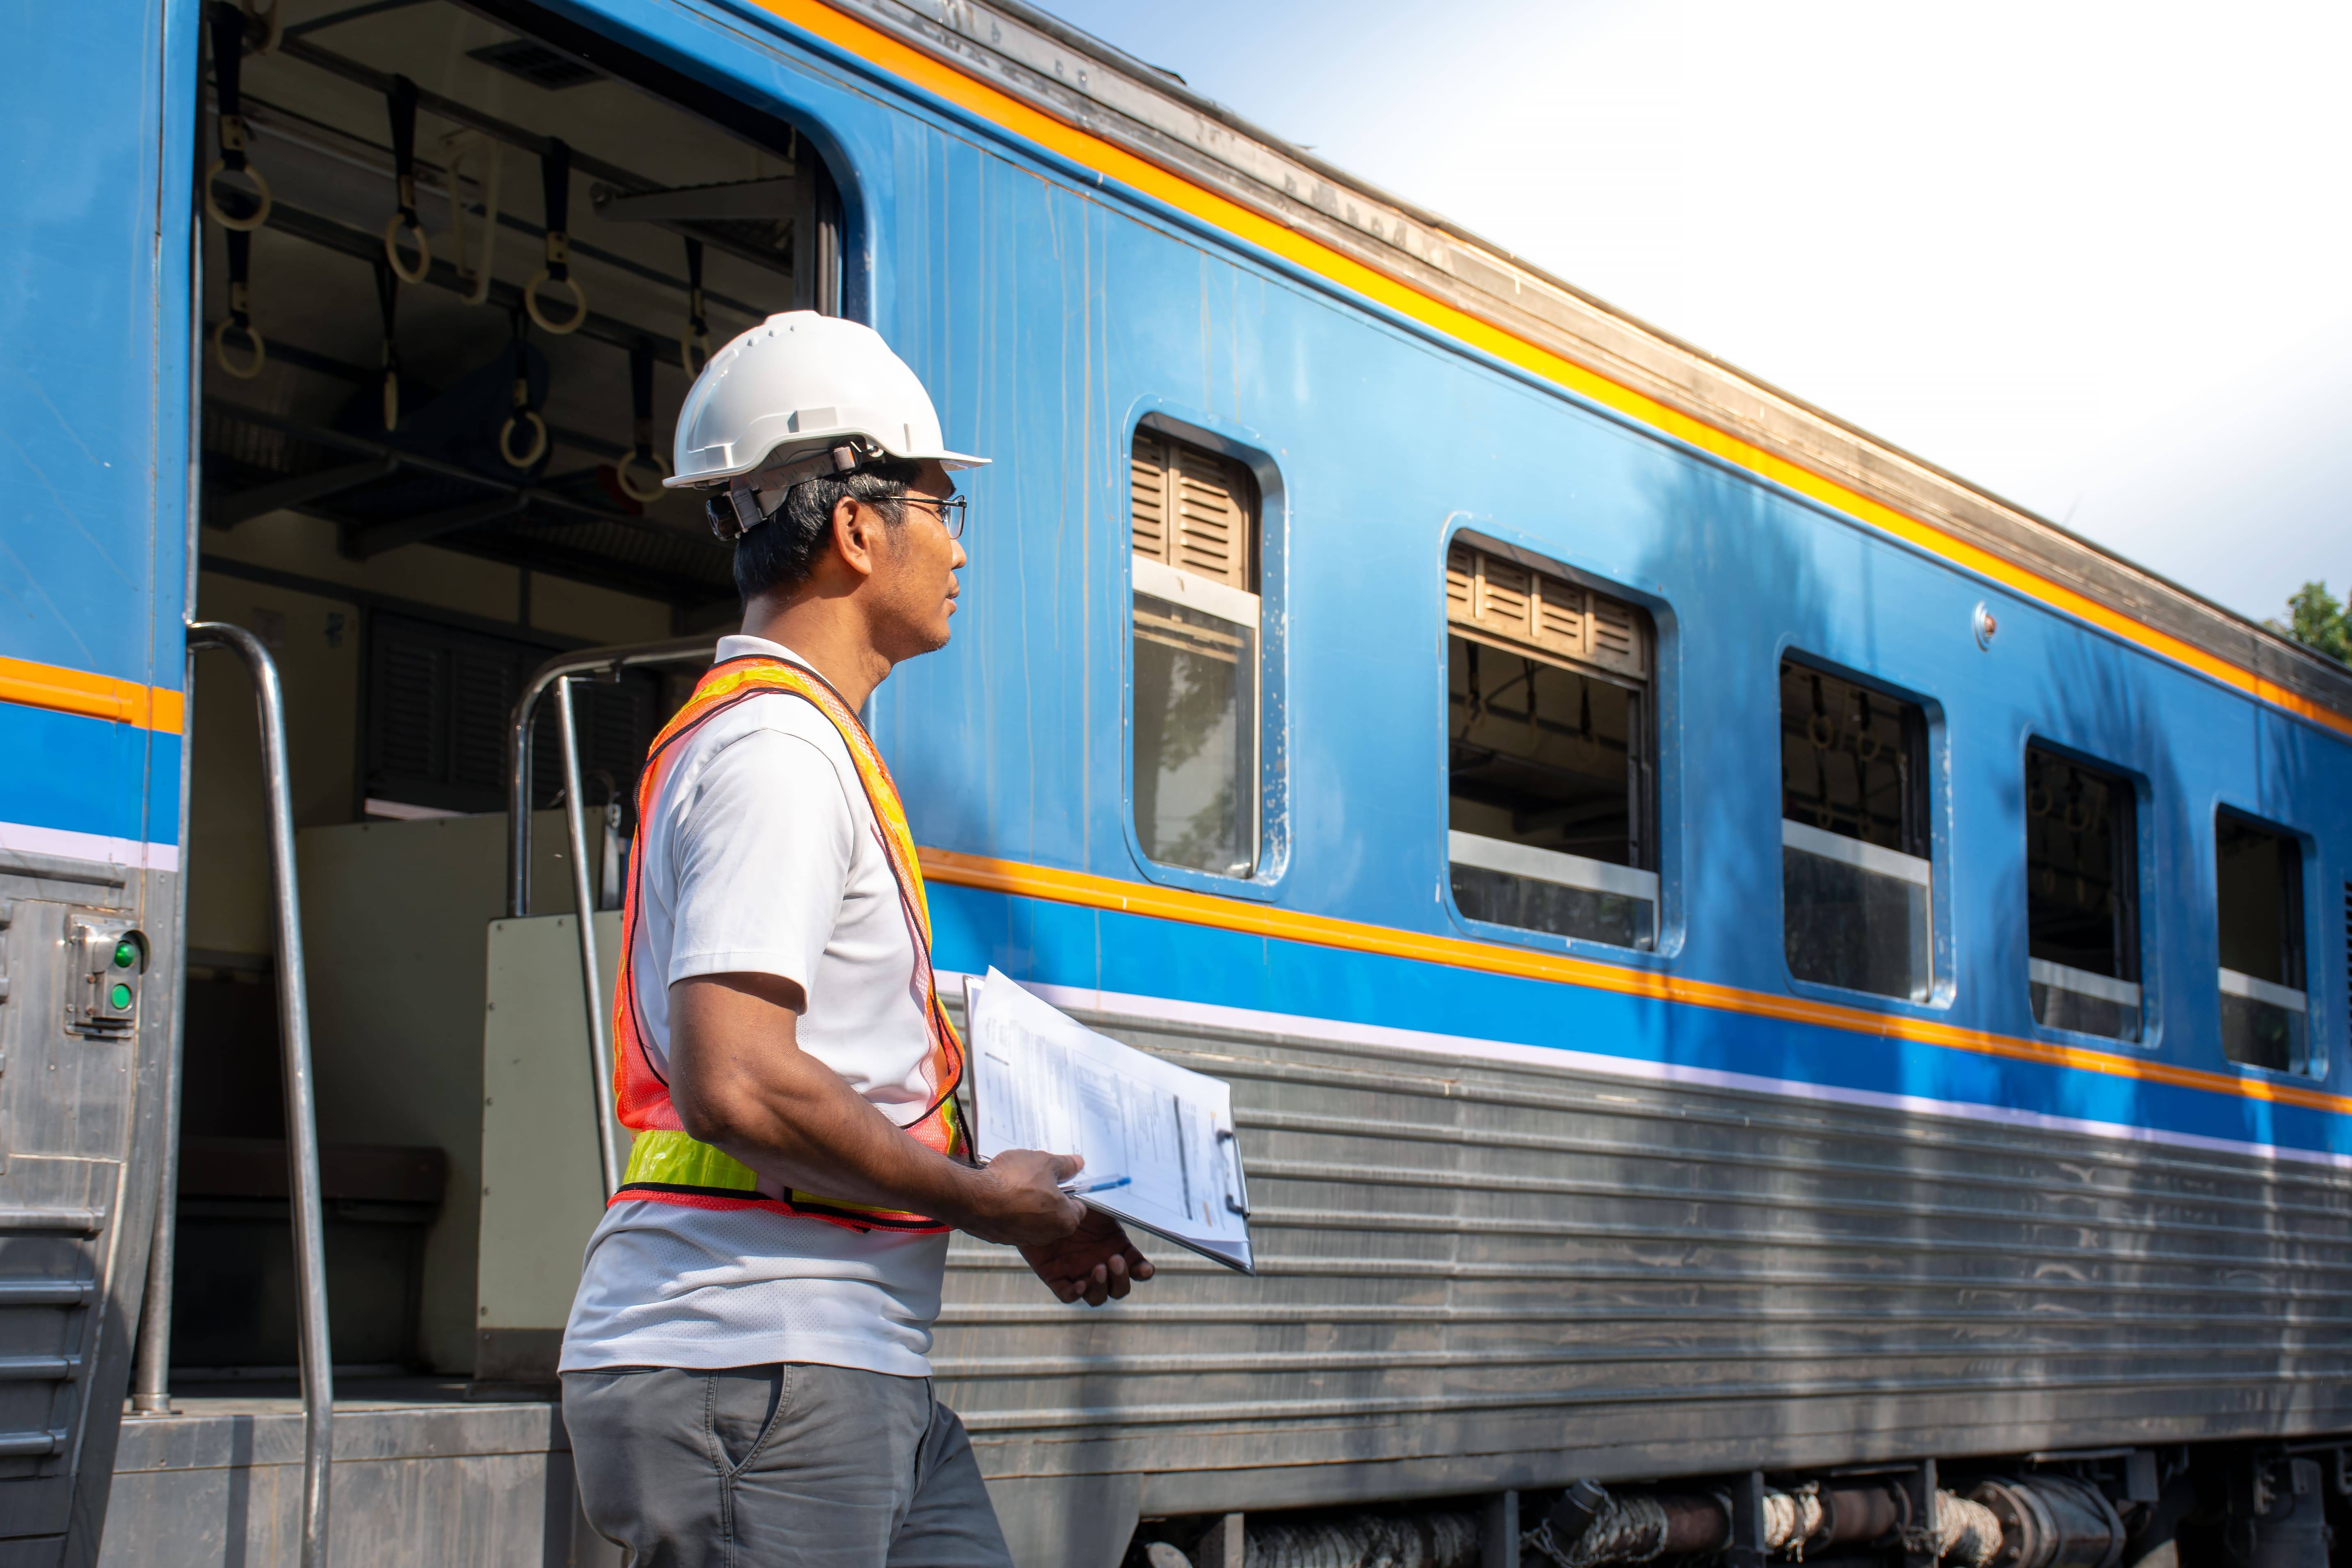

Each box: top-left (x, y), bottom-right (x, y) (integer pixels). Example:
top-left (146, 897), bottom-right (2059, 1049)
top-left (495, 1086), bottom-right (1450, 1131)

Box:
top-left (1447, 829), bottom-right (1658, 902)
top-left (1781, 817), bottom-right (1933, 886)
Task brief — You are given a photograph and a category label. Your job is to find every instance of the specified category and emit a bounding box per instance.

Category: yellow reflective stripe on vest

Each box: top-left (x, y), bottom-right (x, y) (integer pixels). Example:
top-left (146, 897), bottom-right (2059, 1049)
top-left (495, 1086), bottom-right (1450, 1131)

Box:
top-left (623, 1128), bottom-right (759, 1193)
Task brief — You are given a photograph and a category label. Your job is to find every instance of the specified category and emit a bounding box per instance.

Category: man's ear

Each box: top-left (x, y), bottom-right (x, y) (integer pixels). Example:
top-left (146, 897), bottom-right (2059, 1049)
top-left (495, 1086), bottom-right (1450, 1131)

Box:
top-left (828, 495), bottom-right (881, 581)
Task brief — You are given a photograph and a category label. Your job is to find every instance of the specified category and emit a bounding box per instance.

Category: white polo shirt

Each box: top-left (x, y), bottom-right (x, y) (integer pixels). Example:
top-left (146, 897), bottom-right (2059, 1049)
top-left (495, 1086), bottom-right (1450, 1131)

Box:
top-left (559, 635), bottom-right (949, 1377)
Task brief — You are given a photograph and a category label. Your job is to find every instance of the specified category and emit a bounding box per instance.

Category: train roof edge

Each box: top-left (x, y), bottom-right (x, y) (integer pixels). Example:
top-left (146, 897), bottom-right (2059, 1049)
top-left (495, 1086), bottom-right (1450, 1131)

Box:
top-left (819, 0), bottom-right (2352, 720)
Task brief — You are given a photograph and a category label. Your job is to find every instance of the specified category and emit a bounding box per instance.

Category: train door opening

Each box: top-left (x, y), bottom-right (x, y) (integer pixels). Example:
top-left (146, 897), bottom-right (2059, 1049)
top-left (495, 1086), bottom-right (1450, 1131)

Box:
top-left (177, 0), bottom-right (839, 1396)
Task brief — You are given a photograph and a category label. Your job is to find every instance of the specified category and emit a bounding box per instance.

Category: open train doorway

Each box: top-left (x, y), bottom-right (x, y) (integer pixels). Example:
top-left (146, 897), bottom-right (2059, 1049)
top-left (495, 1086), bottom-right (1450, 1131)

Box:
top-left (172, 0), bottom-right (832, 1409)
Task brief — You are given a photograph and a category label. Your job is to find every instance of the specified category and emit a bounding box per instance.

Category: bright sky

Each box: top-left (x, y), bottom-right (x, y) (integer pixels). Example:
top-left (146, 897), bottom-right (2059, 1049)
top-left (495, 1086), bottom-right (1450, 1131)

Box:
top-left (1043, 0), bottom-right (2352, 627)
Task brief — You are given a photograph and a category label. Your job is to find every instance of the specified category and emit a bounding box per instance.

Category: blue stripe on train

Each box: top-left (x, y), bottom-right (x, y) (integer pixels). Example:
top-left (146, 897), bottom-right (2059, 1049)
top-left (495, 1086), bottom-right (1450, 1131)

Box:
top-left (0, 701), bottom-right (176, 848)
top-left (932, 880), bottom-right (2352, 1162)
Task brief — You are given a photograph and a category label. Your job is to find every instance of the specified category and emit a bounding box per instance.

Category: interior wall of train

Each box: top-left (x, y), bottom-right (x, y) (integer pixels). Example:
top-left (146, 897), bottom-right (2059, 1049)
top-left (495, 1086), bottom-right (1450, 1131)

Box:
top-left (180, 0), bottom-right (823, 1378)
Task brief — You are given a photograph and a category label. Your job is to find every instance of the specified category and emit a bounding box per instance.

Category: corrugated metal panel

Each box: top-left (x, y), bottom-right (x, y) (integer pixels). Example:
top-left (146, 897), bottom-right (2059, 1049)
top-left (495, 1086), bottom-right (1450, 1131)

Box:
top-left (932, 1000), bottom-right (2352, 1513)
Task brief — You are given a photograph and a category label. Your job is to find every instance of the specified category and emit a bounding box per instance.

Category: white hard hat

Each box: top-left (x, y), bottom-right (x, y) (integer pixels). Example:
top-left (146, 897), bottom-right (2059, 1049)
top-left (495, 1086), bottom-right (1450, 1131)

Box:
top-left (667, 312), bottom-right (987, 496)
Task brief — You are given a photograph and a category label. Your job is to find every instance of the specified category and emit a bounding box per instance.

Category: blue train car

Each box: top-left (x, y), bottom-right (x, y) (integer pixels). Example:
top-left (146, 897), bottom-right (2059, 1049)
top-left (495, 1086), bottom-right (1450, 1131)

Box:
top-left (7, 0), bottom-right (2352, 1561)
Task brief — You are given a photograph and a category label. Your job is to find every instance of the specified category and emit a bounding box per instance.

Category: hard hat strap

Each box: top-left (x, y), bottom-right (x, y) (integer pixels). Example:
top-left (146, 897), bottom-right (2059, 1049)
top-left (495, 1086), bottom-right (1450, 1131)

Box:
top-left (709, 440), bottom-right (879, 541)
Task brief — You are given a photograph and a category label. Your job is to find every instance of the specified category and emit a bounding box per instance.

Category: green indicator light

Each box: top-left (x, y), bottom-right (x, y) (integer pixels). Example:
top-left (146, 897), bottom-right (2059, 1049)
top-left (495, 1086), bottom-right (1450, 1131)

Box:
top-left (109, 983), bottom-right (132, 1011)
top-left (113, 940), bottom-right (137, 969)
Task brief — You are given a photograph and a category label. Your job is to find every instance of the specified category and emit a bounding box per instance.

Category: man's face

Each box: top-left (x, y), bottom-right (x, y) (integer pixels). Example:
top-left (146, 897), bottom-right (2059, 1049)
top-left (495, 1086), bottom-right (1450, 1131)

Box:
top-left (865, 459), bottom-right (966, 660)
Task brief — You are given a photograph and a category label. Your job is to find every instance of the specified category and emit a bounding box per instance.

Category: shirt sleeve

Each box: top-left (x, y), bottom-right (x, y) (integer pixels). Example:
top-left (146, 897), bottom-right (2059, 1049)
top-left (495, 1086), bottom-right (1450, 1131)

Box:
top-left (664, 725), bottom-right (859, 991)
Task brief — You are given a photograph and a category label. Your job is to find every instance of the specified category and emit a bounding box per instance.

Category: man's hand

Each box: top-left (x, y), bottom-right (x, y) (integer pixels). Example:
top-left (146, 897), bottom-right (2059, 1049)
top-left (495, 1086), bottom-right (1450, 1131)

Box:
top-left (952, 1149), bottom-right (1086, 1246)
top-left (668, 975), bottom-right (1111, 1256)
top-left (1020, 1208), bottom-right (1154, 1306)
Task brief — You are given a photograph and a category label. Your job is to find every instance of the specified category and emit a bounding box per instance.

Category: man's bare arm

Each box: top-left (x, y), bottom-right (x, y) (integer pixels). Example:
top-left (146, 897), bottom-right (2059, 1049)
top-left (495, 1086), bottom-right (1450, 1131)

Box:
top-left (667, 972), bottom-right (1082, 1246)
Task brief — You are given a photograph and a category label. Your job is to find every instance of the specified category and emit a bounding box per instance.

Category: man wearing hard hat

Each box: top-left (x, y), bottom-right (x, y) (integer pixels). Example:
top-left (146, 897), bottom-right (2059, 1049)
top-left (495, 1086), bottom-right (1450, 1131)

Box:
top-left (559, 313), bottom-right (1151, 1566)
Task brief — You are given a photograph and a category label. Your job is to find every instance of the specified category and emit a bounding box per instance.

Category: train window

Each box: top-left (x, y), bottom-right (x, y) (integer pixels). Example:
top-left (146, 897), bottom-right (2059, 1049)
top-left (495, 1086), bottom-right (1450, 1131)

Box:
top-left (1129, 427), bottom-right (1261, 878)
top-left (1445, 542), bottom-right (1656, 949)
top-left (2023, 747), bottom-right (2140, 1041)
top-left (1779, 660), bottom-right (1930, 1001)
top-left (2215, 813), bottom-right (2309, 1072)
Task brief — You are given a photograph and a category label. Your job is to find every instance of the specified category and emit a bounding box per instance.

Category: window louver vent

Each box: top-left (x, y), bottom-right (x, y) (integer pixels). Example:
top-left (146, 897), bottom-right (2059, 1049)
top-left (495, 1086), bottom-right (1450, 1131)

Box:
top-left (1130, 429), bottom-right (1255, 591)
top-left (366, 614), bottom-right (657, 816)
top-left (467, 39), bottom-right (602, 91)
top-left (1447, 543), bottom-right (1646, 680)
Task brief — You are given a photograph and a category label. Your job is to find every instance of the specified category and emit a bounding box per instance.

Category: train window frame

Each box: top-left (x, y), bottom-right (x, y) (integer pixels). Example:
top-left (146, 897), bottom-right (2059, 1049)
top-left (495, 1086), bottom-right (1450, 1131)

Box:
top-left (1776, 653), bottom-right (1946, 1008)
top-left (2213, 808), bottom-right (2319, 1078)
top-left (2019, 741), bottom-right (2148, 1048)
top-left (1439, 530), bottom-right (1665, 959)
top-left (1119, 409), bottom-right (1288, 901)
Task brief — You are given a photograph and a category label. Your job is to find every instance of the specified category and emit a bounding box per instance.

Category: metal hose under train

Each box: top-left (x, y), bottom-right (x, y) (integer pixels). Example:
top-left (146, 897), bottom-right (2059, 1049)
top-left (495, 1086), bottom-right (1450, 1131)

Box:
top-left (1242, 1512), bottom-right (1483, 1568)
top-left (1521, 1475), bottom-right (2124, 1568)
top-left (1201, 1472), bottom-right (2124, 1568)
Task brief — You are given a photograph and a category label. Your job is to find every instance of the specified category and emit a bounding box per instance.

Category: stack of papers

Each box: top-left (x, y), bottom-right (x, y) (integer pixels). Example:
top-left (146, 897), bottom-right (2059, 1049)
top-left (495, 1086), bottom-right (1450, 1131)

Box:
top-left (963, 969), bottom-right (1253, 1274)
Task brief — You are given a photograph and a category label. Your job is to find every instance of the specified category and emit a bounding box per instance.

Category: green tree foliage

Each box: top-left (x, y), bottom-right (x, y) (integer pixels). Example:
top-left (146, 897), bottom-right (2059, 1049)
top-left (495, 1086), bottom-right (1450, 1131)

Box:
top-left (2273, 582), bottom-right (2352, 667)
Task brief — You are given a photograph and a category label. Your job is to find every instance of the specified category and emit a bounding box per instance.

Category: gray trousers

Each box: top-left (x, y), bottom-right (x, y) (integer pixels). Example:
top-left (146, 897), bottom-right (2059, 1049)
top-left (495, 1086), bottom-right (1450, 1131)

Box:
top-left (564, 1363), bottom-right (1014, 1568)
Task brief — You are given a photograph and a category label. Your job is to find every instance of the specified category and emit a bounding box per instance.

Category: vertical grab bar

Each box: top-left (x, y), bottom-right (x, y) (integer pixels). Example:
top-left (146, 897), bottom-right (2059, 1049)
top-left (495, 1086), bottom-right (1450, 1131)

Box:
top-left (185, 622), bottom-right (335, 1568)
top-left (555, 677), bottom-right (624, 1196)
top-left (129, 637), bottom-right (199, 1417)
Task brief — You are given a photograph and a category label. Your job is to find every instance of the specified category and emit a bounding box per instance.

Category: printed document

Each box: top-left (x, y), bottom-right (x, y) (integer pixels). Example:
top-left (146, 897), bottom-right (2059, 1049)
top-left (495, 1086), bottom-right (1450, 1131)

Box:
top-left (963, 968), bottom-right (1253, 1274)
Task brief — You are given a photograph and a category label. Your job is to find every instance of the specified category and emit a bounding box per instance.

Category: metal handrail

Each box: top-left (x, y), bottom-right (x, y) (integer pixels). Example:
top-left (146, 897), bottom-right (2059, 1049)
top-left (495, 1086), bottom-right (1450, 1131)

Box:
top-left (181, 622), bottom-right (335, 1568)
top-left (554, 677), bottom-right (625, 1197)
top-left (130, 635), bottom-right (199, 1418)
top-left (506, 632), bottom-right (719, 918)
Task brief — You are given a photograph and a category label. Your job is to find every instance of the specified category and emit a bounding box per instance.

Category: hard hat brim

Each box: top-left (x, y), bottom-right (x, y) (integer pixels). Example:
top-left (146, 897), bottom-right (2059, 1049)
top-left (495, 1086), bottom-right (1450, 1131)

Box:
top-left (662, 444), bottom-right (991, 490)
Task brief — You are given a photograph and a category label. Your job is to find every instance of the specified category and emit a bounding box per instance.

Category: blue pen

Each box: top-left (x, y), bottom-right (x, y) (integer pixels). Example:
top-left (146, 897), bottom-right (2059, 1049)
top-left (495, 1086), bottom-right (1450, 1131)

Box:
top-left (1065, 1175), bottom-right (1131, 1196)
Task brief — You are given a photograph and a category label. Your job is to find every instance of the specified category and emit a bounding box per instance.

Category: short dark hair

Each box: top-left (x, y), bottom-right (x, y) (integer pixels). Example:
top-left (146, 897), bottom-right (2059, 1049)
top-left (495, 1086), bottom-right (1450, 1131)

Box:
top-left (721, 458), bottom-right (923, 601)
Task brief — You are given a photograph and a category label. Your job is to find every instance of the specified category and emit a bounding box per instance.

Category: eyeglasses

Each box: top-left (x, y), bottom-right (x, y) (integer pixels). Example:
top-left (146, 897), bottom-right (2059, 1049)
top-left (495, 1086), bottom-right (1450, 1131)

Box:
top-left (899, 493), bottom-right (968, 540)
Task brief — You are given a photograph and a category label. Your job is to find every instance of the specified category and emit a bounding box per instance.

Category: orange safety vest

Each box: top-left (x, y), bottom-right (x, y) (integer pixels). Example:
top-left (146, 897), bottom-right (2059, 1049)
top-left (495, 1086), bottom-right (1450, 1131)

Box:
top-left (608, 654), bottom-right (966, 1233)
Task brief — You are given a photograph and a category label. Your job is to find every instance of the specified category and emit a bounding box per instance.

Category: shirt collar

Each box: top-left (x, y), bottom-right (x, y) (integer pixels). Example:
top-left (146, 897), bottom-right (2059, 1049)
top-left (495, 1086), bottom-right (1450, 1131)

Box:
top-left (712, 633), bottom-right (813, 669)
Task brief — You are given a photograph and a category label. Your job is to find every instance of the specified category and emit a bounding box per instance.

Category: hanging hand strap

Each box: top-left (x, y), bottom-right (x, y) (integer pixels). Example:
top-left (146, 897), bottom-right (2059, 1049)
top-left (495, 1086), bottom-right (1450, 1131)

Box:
top-left (374, 255), bottom-right (401, 431)
top-left (525, 138), bottom-right (586, 333)
top-left (203, 2), bottom-right (272, 231)
top-left (616, 337), bottom-right (671, 502)
top-left (499, 307), bottom-right (549, 469)
top-left (679, 238), bottom-right (710, 373)
top-left (381, 75), bottom-right (432, 282)
top-left (211, 227), bottom-right (266, 379)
